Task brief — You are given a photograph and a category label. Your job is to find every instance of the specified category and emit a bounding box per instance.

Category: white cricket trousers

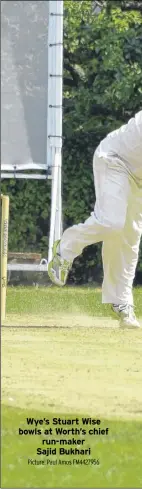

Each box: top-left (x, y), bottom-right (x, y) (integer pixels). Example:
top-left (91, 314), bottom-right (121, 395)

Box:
top-left (60, 152), bottom-right (142, 305)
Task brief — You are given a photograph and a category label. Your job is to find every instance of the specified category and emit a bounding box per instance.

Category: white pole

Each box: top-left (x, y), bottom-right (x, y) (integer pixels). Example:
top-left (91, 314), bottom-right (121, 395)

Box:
top-left (48, 0), bottom-right (63, 264)
top-left (48, 151), bottom-right (60, 263)
top-left (47, 1), bottom-right (54, 169)
top-left (54, 149), bottom-right (62, 241)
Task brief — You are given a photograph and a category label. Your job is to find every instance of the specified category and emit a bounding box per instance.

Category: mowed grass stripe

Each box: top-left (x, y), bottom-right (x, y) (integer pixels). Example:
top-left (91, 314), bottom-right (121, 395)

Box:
top-left (2, 405), bottom-right (142, 488)
top-left (5, 285), bottom-right (142, 317)
top-left (2, 324), bottom-right (142, 418)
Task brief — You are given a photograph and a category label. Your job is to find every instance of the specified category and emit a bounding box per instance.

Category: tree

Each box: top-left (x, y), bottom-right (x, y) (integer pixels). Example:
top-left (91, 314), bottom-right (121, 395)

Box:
top-left (63, 0), bottom-right (142, 283)
top-left (93, 0), bottom-right (142, 14)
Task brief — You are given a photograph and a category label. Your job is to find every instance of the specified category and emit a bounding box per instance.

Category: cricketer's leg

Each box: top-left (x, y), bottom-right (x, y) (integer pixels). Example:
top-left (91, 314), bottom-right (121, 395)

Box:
top-left (59, 154), bottom-right (130, 261)
top-left (48, 154), bottom-right (130, 286)
top-left (102, 177), bottom-right (142, 306)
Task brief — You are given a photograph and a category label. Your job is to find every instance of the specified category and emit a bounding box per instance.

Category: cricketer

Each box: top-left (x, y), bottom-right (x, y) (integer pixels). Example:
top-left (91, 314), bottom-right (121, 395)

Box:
top-left (48, 111), bottom-right (142, 328)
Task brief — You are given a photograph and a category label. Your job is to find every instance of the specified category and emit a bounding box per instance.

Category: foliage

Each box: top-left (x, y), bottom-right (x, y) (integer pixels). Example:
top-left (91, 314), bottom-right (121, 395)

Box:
top-left (63, 0), bottom-right (142, 284)
top-left (1, 179), bottom-right (51, 256)
top-left (93, 0), bottom-right (142, 14)
top-left (1, 1), bottom-right (142, 283)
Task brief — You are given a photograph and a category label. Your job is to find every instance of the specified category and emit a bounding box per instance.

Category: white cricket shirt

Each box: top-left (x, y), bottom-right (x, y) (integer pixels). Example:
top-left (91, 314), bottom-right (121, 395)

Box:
top-left (97, 111), bottom-right (142, 181)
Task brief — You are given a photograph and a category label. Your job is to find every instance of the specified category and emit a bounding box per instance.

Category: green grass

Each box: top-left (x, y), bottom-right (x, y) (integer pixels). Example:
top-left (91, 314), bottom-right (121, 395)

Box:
top-left (2, 406), bottom-right (142, 488)
top-left (4, 285), bottom-right (142, 325)
top-left (2, 286), bottom-right (142, 487)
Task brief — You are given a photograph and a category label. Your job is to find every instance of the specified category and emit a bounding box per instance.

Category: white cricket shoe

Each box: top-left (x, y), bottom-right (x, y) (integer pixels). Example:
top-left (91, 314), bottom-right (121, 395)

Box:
top-left (48, 239), bottom-right (72, 286)
top-left (112, 304), bottom-right (141, 328)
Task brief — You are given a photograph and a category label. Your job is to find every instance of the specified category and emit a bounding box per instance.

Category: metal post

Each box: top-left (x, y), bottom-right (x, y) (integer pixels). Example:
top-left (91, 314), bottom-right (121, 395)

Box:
top-left (47, 1), bottom-right (63, 263)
